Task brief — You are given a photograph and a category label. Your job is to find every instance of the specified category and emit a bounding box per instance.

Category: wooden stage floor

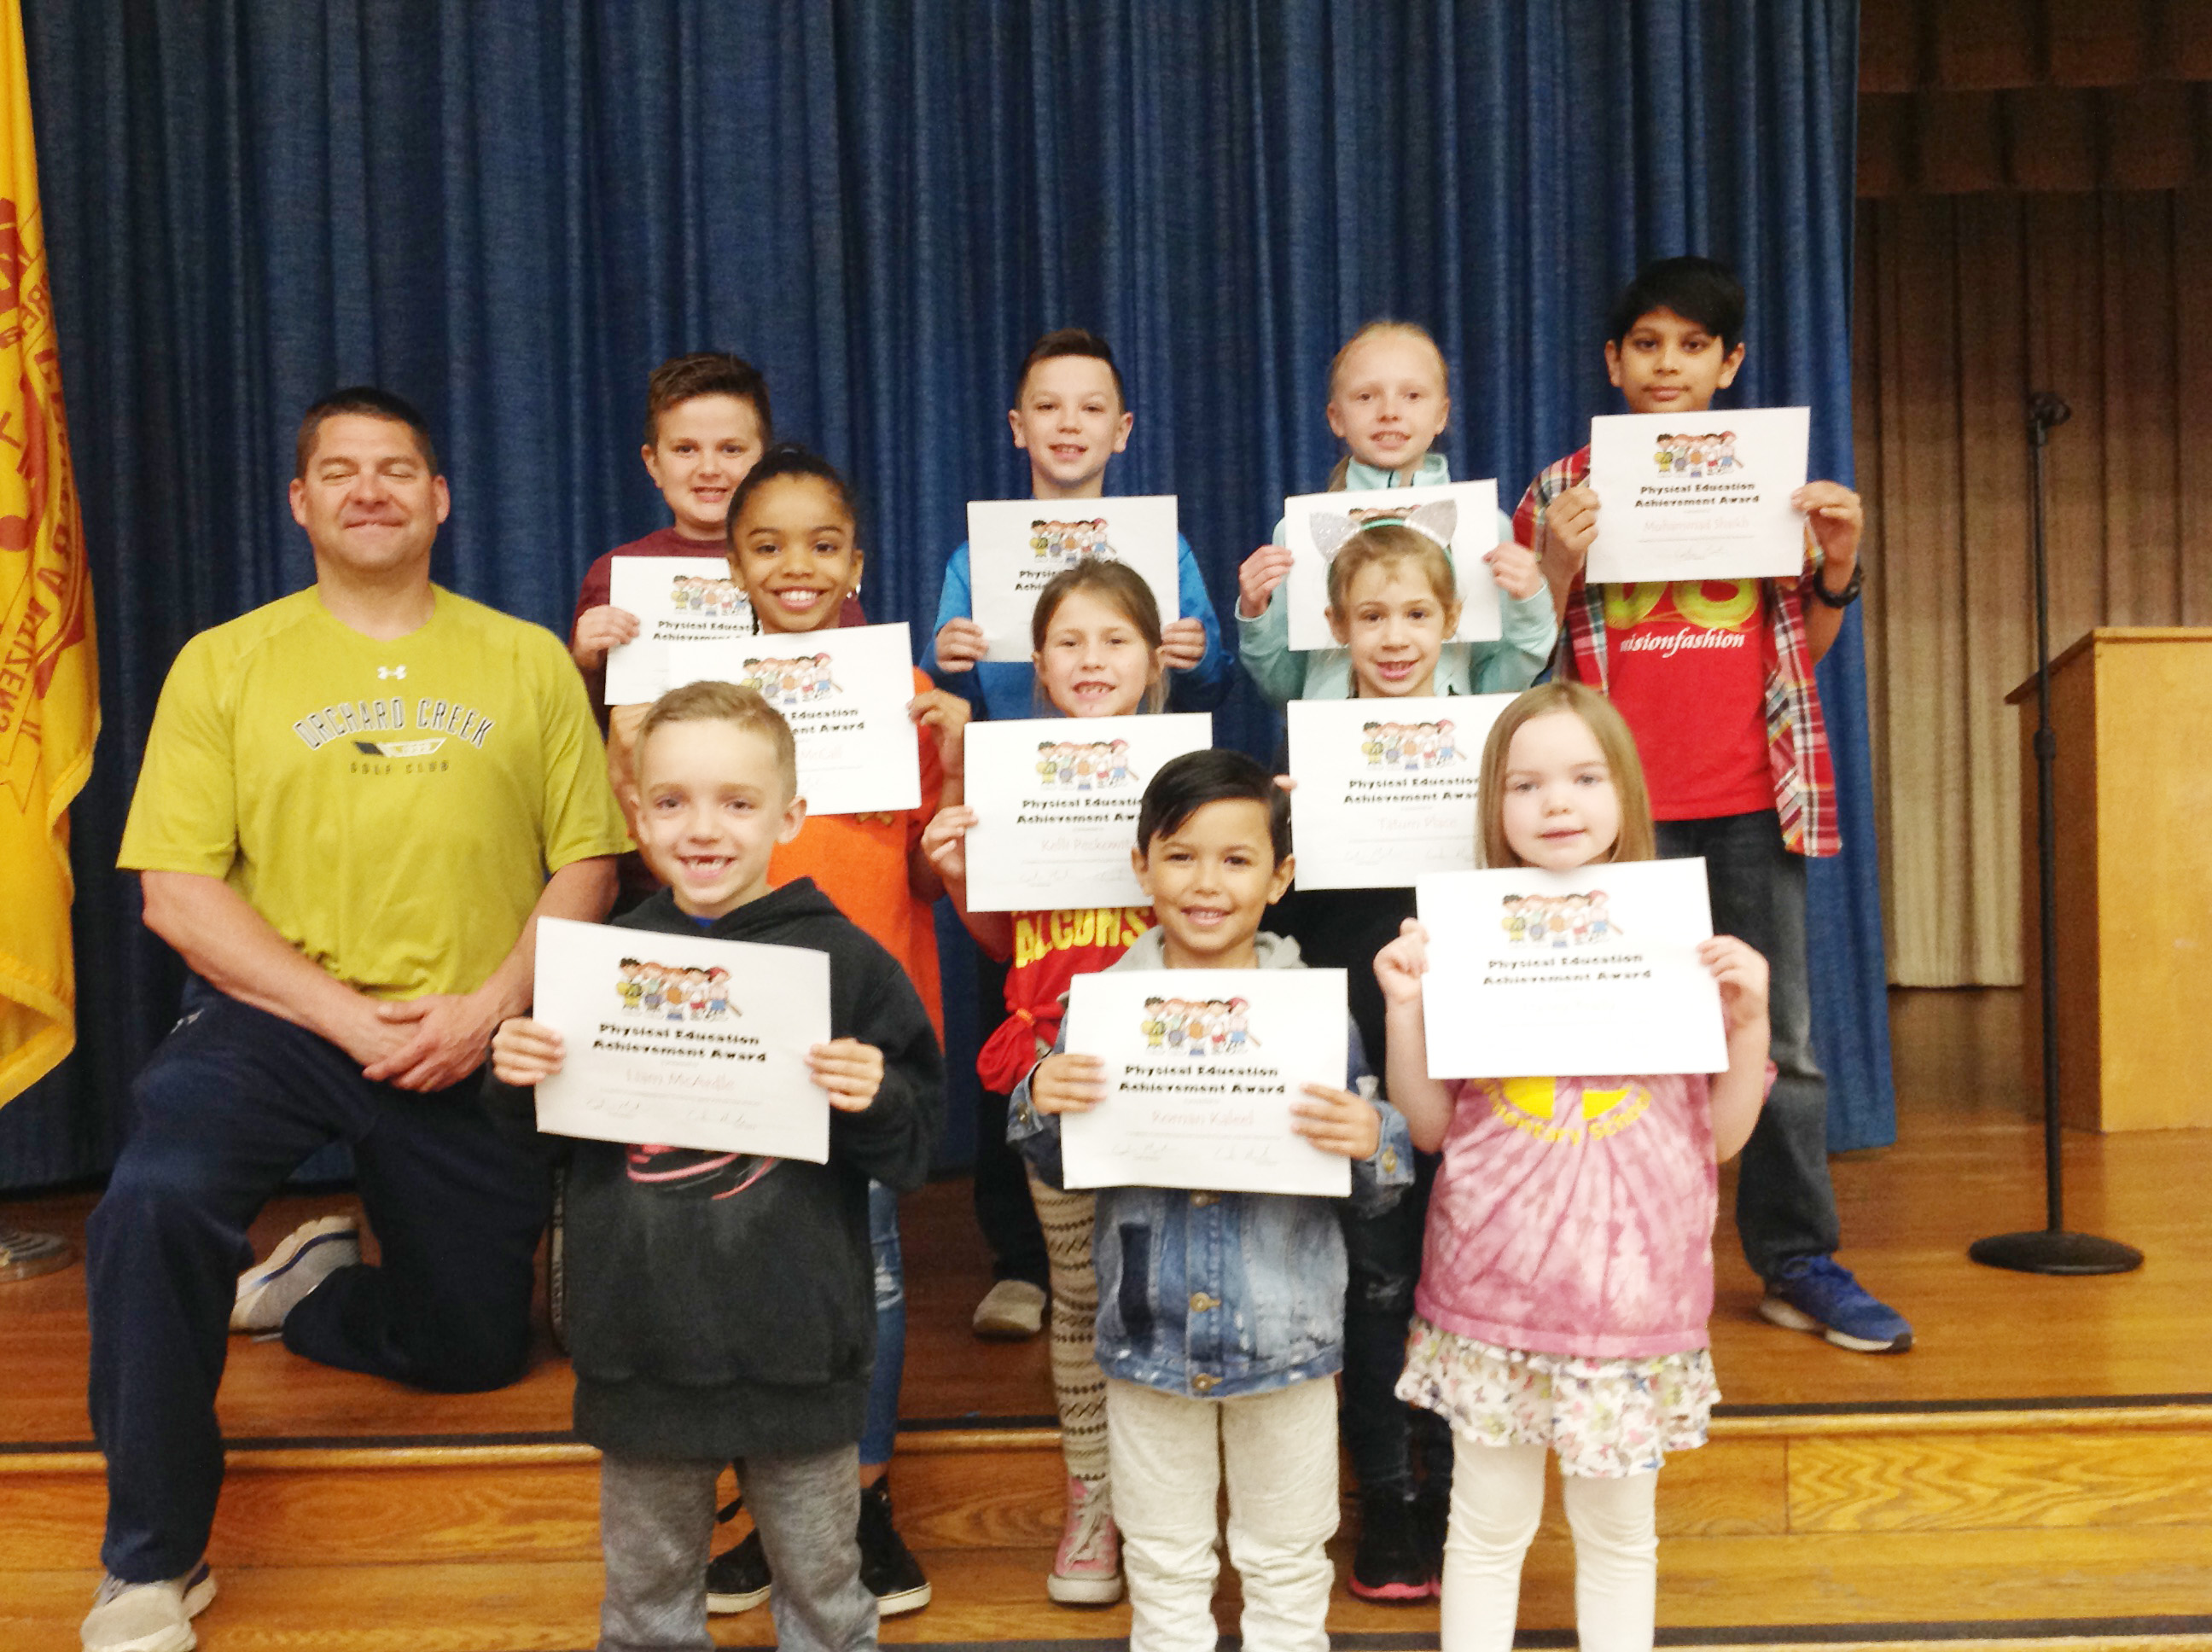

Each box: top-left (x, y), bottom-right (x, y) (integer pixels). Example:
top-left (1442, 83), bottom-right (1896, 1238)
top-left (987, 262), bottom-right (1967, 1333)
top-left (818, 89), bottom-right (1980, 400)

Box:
top-left (6, 988), bottom-right (2212, 1650)
top-left (4, 987), bottom-right (2203, 1452)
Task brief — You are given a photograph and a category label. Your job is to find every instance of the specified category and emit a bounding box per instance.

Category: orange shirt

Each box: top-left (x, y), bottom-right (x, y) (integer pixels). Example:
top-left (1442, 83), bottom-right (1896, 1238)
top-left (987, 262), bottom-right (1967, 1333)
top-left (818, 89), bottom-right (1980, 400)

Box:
top-left (769, 667), bottom-right (946, 1043)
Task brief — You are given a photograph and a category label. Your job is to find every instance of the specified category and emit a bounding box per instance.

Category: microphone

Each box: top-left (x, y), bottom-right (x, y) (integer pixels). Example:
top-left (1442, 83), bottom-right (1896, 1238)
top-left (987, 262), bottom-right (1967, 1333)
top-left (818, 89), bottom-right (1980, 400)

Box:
top-left (2028, 391), bottom-right (2072, 433)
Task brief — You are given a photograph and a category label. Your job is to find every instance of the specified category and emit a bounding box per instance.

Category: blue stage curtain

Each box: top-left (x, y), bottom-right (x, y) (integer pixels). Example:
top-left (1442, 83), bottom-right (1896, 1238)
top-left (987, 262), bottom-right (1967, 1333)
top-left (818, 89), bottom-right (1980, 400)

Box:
top-left (0, 0), bottom-right (1889, 1190)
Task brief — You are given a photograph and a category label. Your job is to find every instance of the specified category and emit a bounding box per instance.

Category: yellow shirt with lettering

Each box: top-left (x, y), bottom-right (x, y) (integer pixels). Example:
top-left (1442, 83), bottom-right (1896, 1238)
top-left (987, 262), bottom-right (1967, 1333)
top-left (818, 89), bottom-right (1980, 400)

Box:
top-left (119, 586), bottom-right (632, 998)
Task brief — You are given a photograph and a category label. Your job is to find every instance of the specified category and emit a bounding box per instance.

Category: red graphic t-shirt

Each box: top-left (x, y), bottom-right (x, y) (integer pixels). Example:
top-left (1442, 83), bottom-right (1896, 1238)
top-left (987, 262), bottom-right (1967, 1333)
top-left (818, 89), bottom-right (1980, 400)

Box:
top-left (975, 905), bottom-right (1153, 1093)
top-left (1603, 580), bottom-right (1773, 820)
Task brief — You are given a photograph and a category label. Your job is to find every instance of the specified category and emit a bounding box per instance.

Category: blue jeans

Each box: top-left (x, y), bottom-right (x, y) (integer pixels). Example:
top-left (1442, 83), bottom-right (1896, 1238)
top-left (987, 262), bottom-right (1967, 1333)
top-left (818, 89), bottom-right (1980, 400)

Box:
top-left (1655, 810), bottom-right (1842, 1280)
top-left (1339, 1150), bottom-right (1451, 1500)
top-left (860, 1181), bottom-right (904, 1468)
top-left (86, 980), bottom-right (550, 1581)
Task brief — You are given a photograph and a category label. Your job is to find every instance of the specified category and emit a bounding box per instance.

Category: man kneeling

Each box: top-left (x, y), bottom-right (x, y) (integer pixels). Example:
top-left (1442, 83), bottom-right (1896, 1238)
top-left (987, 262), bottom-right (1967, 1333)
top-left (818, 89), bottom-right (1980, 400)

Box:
top-left (83, 389), bottom-right (629, 1652)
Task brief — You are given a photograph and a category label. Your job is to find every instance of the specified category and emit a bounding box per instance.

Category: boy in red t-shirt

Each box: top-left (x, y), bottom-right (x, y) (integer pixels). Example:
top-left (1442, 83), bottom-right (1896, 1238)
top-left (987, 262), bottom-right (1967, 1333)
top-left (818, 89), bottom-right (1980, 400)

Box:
top-left (1512, 255), bottom-right (1908, 1356)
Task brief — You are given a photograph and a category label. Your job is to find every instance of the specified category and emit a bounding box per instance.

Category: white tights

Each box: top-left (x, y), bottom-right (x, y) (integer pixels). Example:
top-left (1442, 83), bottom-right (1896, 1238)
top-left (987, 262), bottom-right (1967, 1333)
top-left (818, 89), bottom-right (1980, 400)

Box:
top-left (1439, 1437), bottom-right (1659, 1652)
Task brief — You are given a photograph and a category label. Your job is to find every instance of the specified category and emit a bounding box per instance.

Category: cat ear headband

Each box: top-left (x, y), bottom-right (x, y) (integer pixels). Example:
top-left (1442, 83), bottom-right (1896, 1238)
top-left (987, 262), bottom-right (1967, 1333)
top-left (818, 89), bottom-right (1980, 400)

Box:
top-left (1307, 497), bottom-right (1458, 558)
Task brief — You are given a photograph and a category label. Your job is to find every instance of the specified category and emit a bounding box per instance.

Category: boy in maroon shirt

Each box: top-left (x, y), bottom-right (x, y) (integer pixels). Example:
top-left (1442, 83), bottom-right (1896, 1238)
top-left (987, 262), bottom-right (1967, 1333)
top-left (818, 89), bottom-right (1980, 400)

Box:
top-left (572, 352), bottom-right (774, 707)
top-left (569, 354), bottom-right (860, 890)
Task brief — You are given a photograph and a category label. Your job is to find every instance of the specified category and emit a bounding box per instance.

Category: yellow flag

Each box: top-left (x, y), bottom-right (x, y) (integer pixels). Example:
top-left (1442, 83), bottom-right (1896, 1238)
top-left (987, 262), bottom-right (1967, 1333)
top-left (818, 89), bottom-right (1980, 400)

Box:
top-left (0, 0), bottom-right (96, 1106)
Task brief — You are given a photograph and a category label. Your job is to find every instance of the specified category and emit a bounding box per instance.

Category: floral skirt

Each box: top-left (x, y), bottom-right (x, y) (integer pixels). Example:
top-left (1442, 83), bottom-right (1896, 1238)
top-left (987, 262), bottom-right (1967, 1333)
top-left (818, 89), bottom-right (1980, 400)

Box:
top-left (1394, 1315), bottom-right (1720, 1479)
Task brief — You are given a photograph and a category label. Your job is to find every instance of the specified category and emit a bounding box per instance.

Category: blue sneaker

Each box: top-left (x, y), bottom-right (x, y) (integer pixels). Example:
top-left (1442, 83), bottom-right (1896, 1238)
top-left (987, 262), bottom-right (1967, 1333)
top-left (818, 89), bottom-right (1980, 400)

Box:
top-left (1760, 1256), bottom-right (1912, 1352)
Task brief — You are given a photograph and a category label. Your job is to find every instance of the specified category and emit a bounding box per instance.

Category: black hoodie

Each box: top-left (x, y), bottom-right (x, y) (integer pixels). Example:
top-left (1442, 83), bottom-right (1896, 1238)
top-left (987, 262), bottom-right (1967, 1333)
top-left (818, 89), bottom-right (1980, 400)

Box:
top-left (560, 879), bottom-right (944, 1460)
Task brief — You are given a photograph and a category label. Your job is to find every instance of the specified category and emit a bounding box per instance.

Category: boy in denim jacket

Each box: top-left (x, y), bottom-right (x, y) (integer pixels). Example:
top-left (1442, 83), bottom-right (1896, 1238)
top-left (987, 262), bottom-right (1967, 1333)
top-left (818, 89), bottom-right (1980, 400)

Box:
top-left (1011, 750), bottom-right (1411, 1652)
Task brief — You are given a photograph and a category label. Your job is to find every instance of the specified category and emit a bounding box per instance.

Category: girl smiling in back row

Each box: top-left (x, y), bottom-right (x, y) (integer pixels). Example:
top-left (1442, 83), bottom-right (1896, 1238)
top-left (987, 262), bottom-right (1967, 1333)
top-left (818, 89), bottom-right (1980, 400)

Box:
top-left (1234, 321), bottom-right (1557, 704)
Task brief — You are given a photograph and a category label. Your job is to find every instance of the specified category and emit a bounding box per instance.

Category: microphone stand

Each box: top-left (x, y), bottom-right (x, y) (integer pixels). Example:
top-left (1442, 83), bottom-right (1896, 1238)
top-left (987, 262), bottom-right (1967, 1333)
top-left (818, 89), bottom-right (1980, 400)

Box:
top-left (1969, 391), bottom-right (2142, 1276)
top-left (0, 1221), bottom-right (73, 1284)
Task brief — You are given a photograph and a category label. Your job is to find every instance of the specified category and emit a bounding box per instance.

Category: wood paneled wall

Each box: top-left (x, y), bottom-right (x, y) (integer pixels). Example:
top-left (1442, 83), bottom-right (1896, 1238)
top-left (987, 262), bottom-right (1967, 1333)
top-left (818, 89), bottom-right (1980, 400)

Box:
top-left (1854, 189), bottom-right (2212, 984)
top-left (1849, 2), bottom-right (2212, 984)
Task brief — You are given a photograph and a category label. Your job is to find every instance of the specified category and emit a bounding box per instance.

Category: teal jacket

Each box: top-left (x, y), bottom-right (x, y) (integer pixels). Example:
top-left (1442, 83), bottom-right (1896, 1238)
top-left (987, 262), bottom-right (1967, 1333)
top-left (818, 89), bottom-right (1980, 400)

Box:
top-left (1236, 453), bottom-right (1557, 705)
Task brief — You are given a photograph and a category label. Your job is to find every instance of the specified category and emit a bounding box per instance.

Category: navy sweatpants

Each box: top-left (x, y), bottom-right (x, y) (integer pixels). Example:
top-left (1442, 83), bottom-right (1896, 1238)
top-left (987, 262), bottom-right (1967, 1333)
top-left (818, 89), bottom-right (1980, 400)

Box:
top-left (86, 980), bottom-right (550, 1581)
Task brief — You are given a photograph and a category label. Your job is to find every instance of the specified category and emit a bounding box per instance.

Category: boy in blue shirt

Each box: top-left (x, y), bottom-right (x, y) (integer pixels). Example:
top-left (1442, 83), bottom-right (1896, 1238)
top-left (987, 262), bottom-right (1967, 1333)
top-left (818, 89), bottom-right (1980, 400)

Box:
top-left (929, 329), bottom-right (1233, 1340)
top-left (927, 328), bottom-right (1232, 718)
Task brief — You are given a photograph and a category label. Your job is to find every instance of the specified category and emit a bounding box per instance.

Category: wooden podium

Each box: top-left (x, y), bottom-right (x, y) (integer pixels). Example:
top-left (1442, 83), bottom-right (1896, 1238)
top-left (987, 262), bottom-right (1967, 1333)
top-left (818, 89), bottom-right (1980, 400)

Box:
top-left (2010, 627), bottom-right (2212, 1131)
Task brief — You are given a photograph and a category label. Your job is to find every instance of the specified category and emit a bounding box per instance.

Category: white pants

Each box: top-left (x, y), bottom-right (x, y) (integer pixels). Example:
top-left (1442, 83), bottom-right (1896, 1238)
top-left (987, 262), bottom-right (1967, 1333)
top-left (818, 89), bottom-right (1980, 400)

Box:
top-left (1440, 1436), bottom-right (1659, 1652)
top-left (1106, 1375), bottom-right (1339, 1652)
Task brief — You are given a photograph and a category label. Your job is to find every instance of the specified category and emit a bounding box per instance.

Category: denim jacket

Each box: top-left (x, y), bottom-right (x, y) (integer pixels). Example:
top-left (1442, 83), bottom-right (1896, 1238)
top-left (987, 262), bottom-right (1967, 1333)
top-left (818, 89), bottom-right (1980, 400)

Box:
top-left (1009, 928), bottom-right (1413, 1399)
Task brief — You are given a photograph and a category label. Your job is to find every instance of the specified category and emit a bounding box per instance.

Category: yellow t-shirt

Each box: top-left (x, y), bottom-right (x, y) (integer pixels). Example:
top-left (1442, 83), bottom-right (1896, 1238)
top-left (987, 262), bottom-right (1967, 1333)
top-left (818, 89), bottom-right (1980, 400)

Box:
top-left (119, 586), bottom-right (632, 999)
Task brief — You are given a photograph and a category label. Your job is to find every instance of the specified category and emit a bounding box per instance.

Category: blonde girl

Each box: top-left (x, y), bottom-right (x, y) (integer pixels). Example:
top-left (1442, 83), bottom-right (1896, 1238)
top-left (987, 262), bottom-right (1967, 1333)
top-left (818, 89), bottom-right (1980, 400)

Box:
top-left (921, 558), bottom-right (1169, 1607)
top-left (1374, 681), bottom-right (1772, 1651)
top-left (1235, 320), bottom-right (1554, 706)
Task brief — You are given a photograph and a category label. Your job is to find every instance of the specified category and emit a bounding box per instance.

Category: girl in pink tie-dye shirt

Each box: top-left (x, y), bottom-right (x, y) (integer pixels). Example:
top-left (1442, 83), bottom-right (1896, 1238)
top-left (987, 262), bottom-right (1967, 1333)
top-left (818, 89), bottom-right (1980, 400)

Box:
top-left (1373, 682), bottom-right (1773, 1652)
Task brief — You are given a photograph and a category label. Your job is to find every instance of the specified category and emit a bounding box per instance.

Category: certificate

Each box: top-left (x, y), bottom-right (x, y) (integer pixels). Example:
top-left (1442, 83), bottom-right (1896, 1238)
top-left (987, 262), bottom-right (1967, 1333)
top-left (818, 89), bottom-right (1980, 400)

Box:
top-left (967, 497), bottom-right (1182, 663)
top-left (1060, 969), bottom-right (1351, 1197)
top-left (603, 557), bottom-right (758, 705)
top-left (530, 916), bottom-right (832, 1161)
top-left (1414, 860), bottom-right (1727, 1079)
top-left (1584, 407), bottom-right (1810, 583)
top-left (962, 713), bottom-right (1214, 911)
top-left (1285, 695), bottom-right (1514, 890)
top-left (664, 622), bottom-right (921, 817)
top-left (1281, 480), bottom-right (1501, 651)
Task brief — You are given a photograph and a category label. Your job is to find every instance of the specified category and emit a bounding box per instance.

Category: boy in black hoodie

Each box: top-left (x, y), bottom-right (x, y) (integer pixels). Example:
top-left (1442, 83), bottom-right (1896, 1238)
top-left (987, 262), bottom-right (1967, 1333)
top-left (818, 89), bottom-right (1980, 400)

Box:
top-left (493, 681), bottom-right (943, 1652)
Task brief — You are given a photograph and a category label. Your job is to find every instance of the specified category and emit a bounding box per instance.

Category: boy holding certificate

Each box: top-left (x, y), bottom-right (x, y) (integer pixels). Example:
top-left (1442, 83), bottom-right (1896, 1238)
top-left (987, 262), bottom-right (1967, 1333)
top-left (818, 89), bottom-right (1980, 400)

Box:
top-left (926, 327), bottom-right (1231, 716)
top-left (568, 355), bottom-right (867, 905)
top-left (492, 682), bottom-right (943, 1652)
top-left (926, 327), bottom-right (1230, 1348)
top-left (1008, 751), bottom-right (1411, 1652)
top-left (570, 354), bottom-right (775, 709)
top-left (1510, 254), bottom-right (1908, 1356)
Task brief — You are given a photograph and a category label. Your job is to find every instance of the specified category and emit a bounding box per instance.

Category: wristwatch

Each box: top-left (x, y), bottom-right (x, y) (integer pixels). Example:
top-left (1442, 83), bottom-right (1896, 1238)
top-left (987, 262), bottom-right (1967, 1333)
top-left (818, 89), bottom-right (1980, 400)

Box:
top-left (1810, 560), bottom-right (1864, 609)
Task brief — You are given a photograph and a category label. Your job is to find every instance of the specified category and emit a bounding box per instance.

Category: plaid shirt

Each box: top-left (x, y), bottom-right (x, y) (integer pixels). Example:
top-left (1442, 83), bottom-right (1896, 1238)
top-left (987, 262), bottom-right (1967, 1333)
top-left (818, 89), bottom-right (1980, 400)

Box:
top-left (1511, 445), bottom-right (1839, 858)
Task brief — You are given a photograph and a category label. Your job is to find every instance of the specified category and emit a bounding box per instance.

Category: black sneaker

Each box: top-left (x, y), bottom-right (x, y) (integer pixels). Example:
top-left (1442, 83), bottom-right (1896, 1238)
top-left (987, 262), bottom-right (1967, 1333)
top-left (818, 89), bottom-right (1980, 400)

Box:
top-left (857, 1478), bottom-right (931, 1614)
top-left (1348, 1487), bottom-right (1435, 1603)
top-left (706, 1497), bottom-right (771, 1614)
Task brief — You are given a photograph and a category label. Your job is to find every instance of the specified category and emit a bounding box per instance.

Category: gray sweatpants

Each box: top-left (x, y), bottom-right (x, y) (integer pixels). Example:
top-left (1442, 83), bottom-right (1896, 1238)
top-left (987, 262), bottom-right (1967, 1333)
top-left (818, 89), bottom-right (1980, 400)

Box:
top-left (598, 1445), bottom-right (876, 1652)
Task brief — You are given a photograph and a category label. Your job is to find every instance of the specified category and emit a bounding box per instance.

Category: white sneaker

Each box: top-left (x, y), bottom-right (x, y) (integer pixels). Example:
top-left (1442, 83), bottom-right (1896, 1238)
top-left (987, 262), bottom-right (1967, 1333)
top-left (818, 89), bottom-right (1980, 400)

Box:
top-left (971, 1278), bottom-right (1046, 1341)
top-left (80, 1561), bottom-right (215, 1652)
top-left (230, 1214), bottom-right (360, 1334)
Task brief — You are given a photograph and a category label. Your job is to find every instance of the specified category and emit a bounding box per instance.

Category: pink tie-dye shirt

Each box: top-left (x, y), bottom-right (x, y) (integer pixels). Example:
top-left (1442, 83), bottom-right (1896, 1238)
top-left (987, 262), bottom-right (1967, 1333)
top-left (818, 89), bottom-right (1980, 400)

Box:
top-left (1413, 1073), bottom-right (1717, 1359)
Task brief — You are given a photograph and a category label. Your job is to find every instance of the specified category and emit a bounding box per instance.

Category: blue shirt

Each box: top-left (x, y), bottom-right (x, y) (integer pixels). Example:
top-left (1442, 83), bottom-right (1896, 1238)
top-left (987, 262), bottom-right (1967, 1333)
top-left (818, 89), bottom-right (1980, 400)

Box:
top-left (924, 534), bottom-right (1233, 718)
